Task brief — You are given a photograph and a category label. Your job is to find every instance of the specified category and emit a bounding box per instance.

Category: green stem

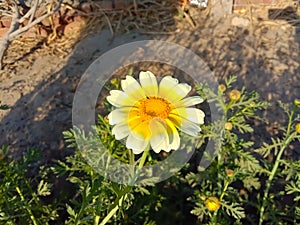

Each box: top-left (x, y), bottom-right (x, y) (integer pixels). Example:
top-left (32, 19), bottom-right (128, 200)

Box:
top-left (99, 196), bottom-right (124, 225)
top-left (211, 180), bottom-right (230, 223)
top-left (258, 109), bottom-right (296, 225)
top-left (16, 186), bottom-right (38, 225)
top-left (98, 148), bottom-right (149, 225)
top-left (220, 180), bottom-right (230, 201)
top-left (218, 94), bottom-right (227, 113)
top-left (138, 149), bottom-right (149, 168)
top-left (225, 99), bottom-right (234, 113)
top-left (94, 215), bottom-right (100, 225)
top-left (286, 107), bottom-right (295, 135)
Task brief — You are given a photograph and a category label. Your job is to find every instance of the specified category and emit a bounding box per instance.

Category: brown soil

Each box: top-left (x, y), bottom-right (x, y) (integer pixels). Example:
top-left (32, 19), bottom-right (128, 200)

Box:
top-left (0, 2), bottom-right (299, 161)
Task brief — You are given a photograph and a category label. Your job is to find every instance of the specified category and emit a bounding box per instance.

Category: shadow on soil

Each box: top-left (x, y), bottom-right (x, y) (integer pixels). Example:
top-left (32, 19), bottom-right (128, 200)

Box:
top-left (0, 2), bottom-right (300, 224)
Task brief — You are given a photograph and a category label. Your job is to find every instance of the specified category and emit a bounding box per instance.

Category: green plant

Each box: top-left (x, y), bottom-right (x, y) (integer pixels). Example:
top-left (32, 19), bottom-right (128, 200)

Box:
top-left (59, 115), bottom-right (163, 225)
top-left (188, 76), bottom-right (270, 224)
top-left (256, 101), bottom-right (300, 225)
top-left (188, 76), bottom-right (300, 225)
top-left (0, 147), bottom-right (58, 225)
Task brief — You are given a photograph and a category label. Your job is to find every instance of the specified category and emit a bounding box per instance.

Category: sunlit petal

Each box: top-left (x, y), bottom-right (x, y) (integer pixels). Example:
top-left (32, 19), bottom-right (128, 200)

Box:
top-left (179, 119), bottom-right (201, 136)
top-left (139, 71), bottom-right (158, 96)
top-left (121, 76), bottom-right (146, 101)
top-left (149, 118), bottom-right (169, 153)
top-left (112, 122), bottom-right (131, 140)
top-left (107, 90), bottom-right (137, 107)
top-left (164, 83), bottom-right (191, 102)
top-left (168, 114), bottom-right (201, 136)
top-left (165, 120), bottom-right (180, 152)
top-left (171, 108), bottom-right (205, 124)
top-left (173, 96), bottom-right (204, 108)
top-left (158, 76), bottom-right (179, 99)
top-left (108, 107), bottom-right (131, 125)
top-left (126, 132), bottom-right (149, 154)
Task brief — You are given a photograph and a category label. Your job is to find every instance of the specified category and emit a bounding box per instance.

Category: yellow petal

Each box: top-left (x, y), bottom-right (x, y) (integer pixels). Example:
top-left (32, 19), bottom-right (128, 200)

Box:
top-left (165, 120), bottom-right (180, 152)
top-left (149, 118), bottom-right (169, 153)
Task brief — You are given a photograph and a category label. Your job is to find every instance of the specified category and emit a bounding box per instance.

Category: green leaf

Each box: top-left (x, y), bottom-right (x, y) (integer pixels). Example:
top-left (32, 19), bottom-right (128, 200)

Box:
top-left (66, 204), bottom-right (77, 218)
top-left (221, 202), bottom-right (245, 219)
top-left (37, 180), bottom-right (51, 196)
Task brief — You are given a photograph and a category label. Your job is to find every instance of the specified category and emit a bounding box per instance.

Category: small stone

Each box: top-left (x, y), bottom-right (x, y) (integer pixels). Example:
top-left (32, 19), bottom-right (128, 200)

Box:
top-left (265, 29), bottom-right (277, 40)
top-left (231, 16), bottom-right (250, 27)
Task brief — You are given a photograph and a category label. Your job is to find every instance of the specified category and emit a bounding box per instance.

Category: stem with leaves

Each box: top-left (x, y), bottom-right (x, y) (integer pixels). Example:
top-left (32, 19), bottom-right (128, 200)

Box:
top-left (16, 186), bottom-right (38, 225)
top-left (258, 106), bottom-right (297, 225)
top-left (98, 149), bottom-right (149, 225)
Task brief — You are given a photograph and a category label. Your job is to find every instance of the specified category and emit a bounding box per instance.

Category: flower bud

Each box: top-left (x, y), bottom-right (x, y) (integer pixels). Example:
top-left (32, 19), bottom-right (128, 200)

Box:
top-left (205, 197), bottom-right (220, 211)
top-left (218, 84), bottom-right (226, 93)
top-left (225, 122), bottom-right (233, 131)
top-left (229, 90), bottom-right (241, 101)
top-left (294, 99), bottom-right (300, 106)
top-left (226, 169), bottom-right (234, 177)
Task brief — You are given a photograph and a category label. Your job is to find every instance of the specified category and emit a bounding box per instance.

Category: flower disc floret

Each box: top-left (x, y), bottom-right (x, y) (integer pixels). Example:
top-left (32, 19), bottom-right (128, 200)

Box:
top-left (106, 71), bottom-right (205, 154)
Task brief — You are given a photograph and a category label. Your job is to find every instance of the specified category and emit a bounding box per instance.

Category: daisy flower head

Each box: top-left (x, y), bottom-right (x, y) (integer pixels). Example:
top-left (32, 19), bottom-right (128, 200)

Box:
top-left (106, 71), bottom-right (205, 154)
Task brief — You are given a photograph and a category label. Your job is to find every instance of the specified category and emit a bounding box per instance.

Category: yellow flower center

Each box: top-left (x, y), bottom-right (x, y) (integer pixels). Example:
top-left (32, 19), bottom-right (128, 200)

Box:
top-left (127, 97), bottom-right (175, 137)
top-left (133, 97), bottom-right (173, 122)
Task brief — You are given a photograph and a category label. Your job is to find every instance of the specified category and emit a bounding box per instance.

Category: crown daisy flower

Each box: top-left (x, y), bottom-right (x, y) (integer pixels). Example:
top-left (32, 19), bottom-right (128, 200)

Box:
top-left (106, 71), bottom-right (205, 154)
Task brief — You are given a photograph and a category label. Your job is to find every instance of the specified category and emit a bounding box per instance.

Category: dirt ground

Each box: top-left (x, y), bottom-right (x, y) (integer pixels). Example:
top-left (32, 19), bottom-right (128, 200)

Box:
top-left (0, 3), bottom-right (299, 161)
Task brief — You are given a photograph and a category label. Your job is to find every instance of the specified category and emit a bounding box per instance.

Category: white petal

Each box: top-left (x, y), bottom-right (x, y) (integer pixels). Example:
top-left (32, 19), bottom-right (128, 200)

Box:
top-left (121, 76), bottom-right (145, 101)
top-left (165, 121), bottom-right (180, 152)
top-left (149, 118), bottom-right (169, 153)
top-left (179, 119), bottom-right (201, 136)
top-left (112, 122), bottom-right (131, 140)
top-left (168, 115), bottom-right (201, 137)
top-left (126, 132), bottom-right (149, 154)
top-left (164, 83), bottom-right (191, 102)
top-left (107, 90), bottom-right (136, 107)
top-left (173, 96), bottom-right (204, 108)
top-left (158, 76), bottom-right (179, 99)
top-left (107, 107), bottom-right (131, 125)
top-left (139, 71), bottom-right (158, 96)
top-left (171, 108), bottom-right (205, 124)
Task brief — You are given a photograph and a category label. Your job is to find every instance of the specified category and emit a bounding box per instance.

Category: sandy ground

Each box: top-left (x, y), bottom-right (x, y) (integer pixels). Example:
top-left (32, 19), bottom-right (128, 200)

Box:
top-left (0, 5), bottom-right (299, 161)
